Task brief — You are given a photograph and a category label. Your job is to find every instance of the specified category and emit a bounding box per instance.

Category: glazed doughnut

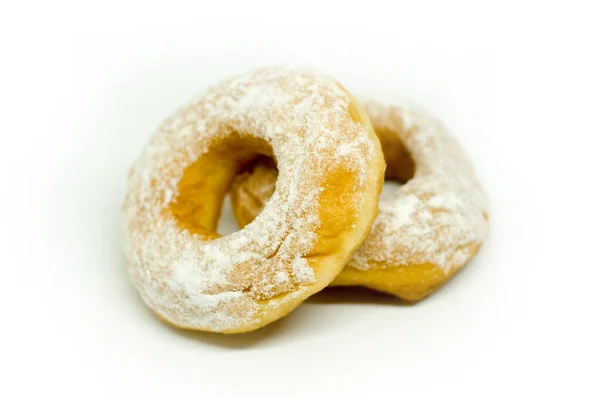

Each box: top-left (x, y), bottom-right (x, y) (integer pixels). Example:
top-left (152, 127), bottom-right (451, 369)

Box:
top-left (123, 68), bottom-right (385, 333)
top-left (230, 98), bottom-right (489, 301)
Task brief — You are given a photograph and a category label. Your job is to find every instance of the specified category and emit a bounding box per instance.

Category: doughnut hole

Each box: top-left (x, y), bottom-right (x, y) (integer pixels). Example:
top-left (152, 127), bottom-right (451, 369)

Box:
top-left (170, 134), bottom-right (273, 237)
top-left (216, 196), bottom-right (243, 236)
top-left (376, 126), bottom-right (416, 198)
top-left (229, 156), bottom-right (278, 229)
top-left (378, 127), bottom-right (416, 183)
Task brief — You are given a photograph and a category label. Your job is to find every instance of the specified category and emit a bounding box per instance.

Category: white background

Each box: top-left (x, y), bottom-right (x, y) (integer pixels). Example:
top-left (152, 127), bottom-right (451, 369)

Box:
top-left (1, 1), bottom-right (599, 396)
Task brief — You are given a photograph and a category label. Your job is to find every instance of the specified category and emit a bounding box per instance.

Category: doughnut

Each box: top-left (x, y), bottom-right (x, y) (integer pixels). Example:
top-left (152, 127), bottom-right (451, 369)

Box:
top-left (123, 68), bottom-right (385, 333)
top-left (230, 98), bottom-right (489, 301)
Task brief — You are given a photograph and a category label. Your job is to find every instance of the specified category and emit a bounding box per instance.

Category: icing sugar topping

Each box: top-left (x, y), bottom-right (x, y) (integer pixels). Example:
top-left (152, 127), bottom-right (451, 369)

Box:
top-left (231, 97), bottom-right (489, 275)
top-left (123, 67), bottom-right (377, 332)
top-left (348, 98), bottom-right (489, 272)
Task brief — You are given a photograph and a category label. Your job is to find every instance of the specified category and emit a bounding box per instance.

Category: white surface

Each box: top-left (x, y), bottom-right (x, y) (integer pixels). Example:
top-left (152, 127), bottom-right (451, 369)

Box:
top-left (2, 1), bottom-right (599, 396)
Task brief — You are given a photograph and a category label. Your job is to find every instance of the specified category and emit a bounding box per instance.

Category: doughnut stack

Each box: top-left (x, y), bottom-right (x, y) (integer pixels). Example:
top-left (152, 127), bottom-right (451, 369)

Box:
top-left (123, 67), bottom-right (489, 333)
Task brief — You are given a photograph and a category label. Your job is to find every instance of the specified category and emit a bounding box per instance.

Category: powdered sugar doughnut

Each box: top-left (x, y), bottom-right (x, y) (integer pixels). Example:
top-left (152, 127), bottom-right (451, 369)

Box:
top-left (123, 68), bottom-right (385, 333)
top-left (230, 98), bottom-right (488, 300)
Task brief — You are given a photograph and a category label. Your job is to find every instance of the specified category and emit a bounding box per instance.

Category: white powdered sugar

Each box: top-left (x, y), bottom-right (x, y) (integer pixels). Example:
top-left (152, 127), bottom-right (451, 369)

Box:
top-left (347, 98), bottom-right (489, 272)
top-left (122, 67), bottom-right (378, 332)
top-left (290, 257), bottom-right (316, 284)
top-left (231, 97), bottom-right (489, 275)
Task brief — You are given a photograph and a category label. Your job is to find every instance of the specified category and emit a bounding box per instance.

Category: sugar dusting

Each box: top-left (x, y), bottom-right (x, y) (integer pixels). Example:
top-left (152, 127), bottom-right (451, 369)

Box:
top-left (122, 67), bottom-right (376, 332)
top-left (348, 98), bottom-right (489, 272)
top-left (231, 97), bottom-right (489, 274)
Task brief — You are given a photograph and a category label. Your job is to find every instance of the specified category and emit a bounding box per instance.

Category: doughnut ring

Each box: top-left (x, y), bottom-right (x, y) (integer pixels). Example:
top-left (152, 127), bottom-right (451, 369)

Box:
top-left (230, 97), bottom-right (489, 301)
top-left (123, 68), bottom-right (385, 333)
